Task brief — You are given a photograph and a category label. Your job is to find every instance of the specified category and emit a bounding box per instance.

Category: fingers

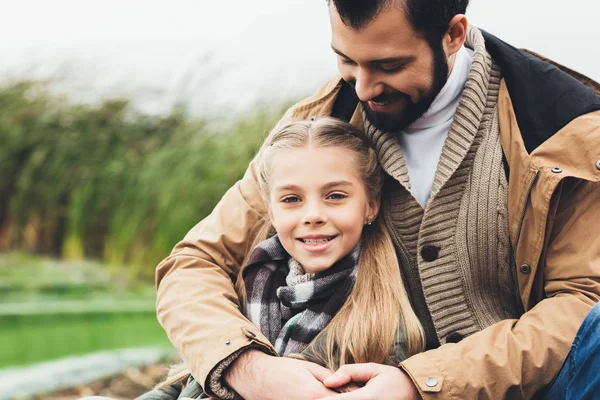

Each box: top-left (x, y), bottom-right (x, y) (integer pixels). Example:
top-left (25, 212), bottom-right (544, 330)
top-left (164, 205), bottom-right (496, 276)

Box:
top-left (317, 387), bottom-right (369, 400)
top-left (306, 362), bottom-right (335, 382)
top-left (293, 359), bottom-right (338, 397)
top-left (336, 382), bottom-right (363, 393)
top-left (323, 363), bottom-right (383, 388)
top-left (318, 386), bottom-right (343, 397)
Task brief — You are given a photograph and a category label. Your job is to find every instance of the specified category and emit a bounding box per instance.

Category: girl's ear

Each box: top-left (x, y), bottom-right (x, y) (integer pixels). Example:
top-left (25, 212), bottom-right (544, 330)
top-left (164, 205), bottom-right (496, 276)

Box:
top-left (265, 200), bottom-right (275, 223)
top-left (366, 197), bottom-right (380, 223)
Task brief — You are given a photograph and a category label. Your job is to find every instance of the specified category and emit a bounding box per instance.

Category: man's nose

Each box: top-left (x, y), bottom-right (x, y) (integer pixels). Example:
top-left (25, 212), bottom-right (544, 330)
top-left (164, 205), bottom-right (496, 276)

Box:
top-left (354, 69), bottom-right (383, 102)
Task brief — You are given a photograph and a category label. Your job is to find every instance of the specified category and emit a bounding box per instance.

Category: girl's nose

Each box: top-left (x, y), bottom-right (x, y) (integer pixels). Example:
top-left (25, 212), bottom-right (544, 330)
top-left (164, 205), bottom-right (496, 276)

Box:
top-left (302, 203), bottom-right (326, 226)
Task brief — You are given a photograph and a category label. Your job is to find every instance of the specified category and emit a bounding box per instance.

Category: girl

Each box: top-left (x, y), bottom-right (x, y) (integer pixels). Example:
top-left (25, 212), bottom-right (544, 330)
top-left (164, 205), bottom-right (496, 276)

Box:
top-left (140, 117), bottom-right (424, 399)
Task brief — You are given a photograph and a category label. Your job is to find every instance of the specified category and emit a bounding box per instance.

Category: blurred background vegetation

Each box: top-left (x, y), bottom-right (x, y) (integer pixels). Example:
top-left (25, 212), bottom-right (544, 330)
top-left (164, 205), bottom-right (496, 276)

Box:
top-left (0, 80), bottom-right (288, 377)
top-left (0, 81), bottom-right (286, 278)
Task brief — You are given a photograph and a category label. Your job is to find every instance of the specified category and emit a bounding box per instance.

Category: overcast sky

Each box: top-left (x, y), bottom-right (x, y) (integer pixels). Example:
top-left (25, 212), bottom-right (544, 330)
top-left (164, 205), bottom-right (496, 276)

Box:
top-left (1, 0), bottom-right (598, 116)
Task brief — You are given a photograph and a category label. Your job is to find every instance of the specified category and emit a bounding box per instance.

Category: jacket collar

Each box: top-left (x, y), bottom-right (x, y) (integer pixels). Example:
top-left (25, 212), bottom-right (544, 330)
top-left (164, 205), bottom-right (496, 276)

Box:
top-left (481, 30), bottom-right (600, 154)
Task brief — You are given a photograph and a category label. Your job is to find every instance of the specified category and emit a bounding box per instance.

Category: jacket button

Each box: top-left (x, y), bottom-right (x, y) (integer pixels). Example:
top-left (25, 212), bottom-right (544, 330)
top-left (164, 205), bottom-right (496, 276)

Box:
top-left (446, 332), bottom-right (464, 343)
top-left (225, 341), bottom-right (232, 346)
top-left (425, 377), bottom-right (438, 387)
top-left (519, 264), bottom-right (532, 274)
top-left (246, 330), bottom-right (257, 338)
top-left (421, 245), bottom-right (439, 262)
top-left (551, 167), bottom-right (562, 173)
top-left (596, 160), bottom-right (600, 170)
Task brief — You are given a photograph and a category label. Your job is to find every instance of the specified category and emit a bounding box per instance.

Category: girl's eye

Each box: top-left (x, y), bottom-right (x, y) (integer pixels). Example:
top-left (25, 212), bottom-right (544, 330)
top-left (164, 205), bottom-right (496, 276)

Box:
top-left (282, 196), bottom-right (301, 203)
top-left (327, 193), bottom-right (347, 200)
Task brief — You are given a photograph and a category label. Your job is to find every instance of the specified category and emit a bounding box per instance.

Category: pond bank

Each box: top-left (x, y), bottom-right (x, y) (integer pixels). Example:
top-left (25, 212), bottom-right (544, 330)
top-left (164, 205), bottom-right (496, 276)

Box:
top-left (0, 346), bottom-right (175, 400)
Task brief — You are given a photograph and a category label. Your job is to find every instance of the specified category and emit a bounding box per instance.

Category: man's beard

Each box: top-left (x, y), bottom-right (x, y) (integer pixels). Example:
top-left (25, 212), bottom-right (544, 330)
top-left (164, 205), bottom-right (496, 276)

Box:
top-left (361, 43), bottom-right (450, 132)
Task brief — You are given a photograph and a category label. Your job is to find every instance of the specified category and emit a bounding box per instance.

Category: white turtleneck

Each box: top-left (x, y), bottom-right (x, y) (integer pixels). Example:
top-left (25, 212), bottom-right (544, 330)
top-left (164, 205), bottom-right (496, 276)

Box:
top-left (397, 45), bottom-right (473, 207)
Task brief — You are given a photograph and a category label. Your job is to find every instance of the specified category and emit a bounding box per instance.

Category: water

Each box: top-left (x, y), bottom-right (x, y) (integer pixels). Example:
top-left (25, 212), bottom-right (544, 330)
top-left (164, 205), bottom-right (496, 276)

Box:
top-left (1, 0), bottom-right (598, 117)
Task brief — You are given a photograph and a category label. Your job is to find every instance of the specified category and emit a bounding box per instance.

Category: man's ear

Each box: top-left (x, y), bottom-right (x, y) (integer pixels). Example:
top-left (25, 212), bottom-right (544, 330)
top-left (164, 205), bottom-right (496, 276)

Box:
top-left (443, 14), bottom-right (468, 57)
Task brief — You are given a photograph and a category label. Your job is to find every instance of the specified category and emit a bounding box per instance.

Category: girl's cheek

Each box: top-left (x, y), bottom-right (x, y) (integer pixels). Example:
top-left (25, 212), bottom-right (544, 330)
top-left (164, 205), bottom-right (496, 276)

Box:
top-left (276, 214), bottom-right (300, 231)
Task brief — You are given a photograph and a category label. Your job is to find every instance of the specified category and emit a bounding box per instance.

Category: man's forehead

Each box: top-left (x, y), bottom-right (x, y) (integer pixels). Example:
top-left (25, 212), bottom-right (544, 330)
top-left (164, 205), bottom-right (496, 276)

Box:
top-left (327, 0), bottom-right (406, 31)
top-left (329, 3), bottom-right (424, 60)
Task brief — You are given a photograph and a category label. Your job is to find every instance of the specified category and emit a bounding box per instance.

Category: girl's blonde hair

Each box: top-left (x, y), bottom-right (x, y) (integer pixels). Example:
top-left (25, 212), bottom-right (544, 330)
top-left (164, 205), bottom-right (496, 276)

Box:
top-left (158, 117), bottom-right (424, 389)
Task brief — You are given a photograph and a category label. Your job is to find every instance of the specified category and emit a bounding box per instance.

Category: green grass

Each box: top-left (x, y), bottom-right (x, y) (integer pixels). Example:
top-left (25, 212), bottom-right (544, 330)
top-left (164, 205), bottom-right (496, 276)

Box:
top-left (0, 310), bottom-right (171, 368)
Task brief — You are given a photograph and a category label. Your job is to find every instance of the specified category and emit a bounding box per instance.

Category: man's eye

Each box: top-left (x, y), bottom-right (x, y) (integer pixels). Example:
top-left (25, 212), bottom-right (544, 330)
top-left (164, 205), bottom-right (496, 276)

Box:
top-left (327, 193), bottom-right (347, 200)
top-left (340, 58), bottom-right (355, 65)
top-left (282, 196), bottom-right (301, 203)
top-left (380, 63), bottom-right (405, 72)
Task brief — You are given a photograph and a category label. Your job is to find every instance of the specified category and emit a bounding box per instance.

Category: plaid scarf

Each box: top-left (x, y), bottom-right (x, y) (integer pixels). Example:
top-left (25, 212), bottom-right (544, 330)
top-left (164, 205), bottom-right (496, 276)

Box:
top-left (243, 235), bottom-right (360, 356)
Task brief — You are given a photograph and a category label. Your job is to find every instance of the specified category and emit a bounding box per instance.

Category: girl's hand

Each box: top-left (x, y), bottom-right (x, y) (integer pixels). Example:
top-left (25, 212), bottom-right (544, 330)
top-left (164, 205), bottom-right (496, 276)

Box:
top-left (318, 363), bottom-right (420, 400)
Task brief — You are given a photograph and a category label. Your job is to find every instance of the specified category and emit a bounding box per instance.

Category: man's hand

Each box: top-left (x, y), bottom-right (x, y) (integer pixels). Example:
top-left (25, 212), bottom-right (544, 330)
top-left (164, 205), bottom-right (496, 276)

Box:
top-left (317, 363), bottom-right (421, 400)
top-left (224, 349), bottom-right (338, 400)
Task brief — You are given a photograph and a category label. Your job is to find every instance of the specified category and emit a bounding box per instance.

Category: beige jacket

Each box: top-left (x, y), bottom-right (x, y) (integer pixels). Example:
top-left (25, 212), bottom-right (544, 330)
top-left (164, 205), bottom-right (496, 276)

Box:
top-left (156, 44), bottom-right (600, 398)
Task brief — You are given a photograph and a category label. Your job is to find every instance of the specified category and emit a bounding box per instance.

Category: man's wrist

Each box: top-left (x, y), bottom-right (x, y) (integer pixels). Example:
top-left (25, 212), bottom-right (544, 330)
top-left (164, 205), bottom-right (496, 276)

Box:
top-left (207, 346), bottom-right (270, 400)
top-left (225, 349), bottom-right (271, 388)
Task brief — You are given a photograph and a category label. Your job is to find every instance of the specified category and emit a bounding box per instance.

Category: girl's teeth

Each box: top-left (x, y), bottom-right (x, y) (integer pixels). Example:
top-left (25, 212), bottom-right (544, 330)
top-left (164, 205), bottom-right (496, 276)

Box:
top-left (303, 238), bottom-right (331, 245)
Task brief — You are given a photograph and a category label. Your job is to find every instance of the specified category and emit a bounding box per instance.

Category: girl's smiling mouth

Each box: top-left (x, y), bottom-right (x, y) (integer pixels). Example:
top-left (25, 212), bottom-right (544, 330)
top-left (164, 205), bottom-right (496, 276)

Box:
top-left (297, 235), bottom-right (338, 252)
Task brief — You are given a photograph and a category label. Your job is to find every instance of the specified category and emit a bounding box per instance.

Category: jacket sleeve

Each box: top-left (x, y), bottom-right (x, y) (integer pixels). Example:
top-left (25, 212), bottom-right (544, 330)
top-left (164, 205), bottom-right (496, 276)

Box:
top-left (400, 181), bottom-right (600, 399)
top-left (155, 158), bottom-right (278, 392)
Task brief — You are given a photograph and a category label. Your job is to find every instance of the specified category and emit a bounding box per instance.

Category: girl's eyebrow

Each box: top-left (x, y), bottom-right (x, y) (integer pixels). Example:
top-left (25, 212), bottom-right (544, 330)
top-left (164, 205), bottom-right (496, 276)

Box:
top-left (274, 181), bottom-right (353, 192)
top-left (323, 180), bottom-right (354, 190)
top-left (274, 184), bottom-right (301, 192)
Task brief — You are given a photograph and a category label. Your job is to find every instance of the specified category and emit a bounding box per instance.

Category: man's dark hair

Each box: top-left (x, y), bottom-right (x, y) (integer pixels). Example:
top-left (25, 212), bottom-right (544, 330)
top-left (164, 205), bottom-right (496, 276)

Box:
top-left (328, 0), bottom-right (469, 46)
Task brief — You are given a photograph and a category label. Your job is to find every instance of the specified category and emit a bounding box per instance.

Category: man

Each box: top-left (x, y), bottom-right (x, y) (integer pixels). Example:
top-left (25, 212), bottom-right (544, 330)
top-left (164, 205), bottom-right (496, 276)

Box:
top-left (155, 0), bottom-right (600, 399)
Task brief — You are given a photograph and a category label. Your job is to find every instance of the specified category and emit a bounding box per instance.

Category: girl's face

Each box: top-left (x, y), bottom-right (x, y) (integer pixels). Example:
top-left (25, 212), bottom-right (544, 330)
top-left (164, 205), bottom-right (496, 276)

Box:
top-left (267, 146), bottom-right (379, 274)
